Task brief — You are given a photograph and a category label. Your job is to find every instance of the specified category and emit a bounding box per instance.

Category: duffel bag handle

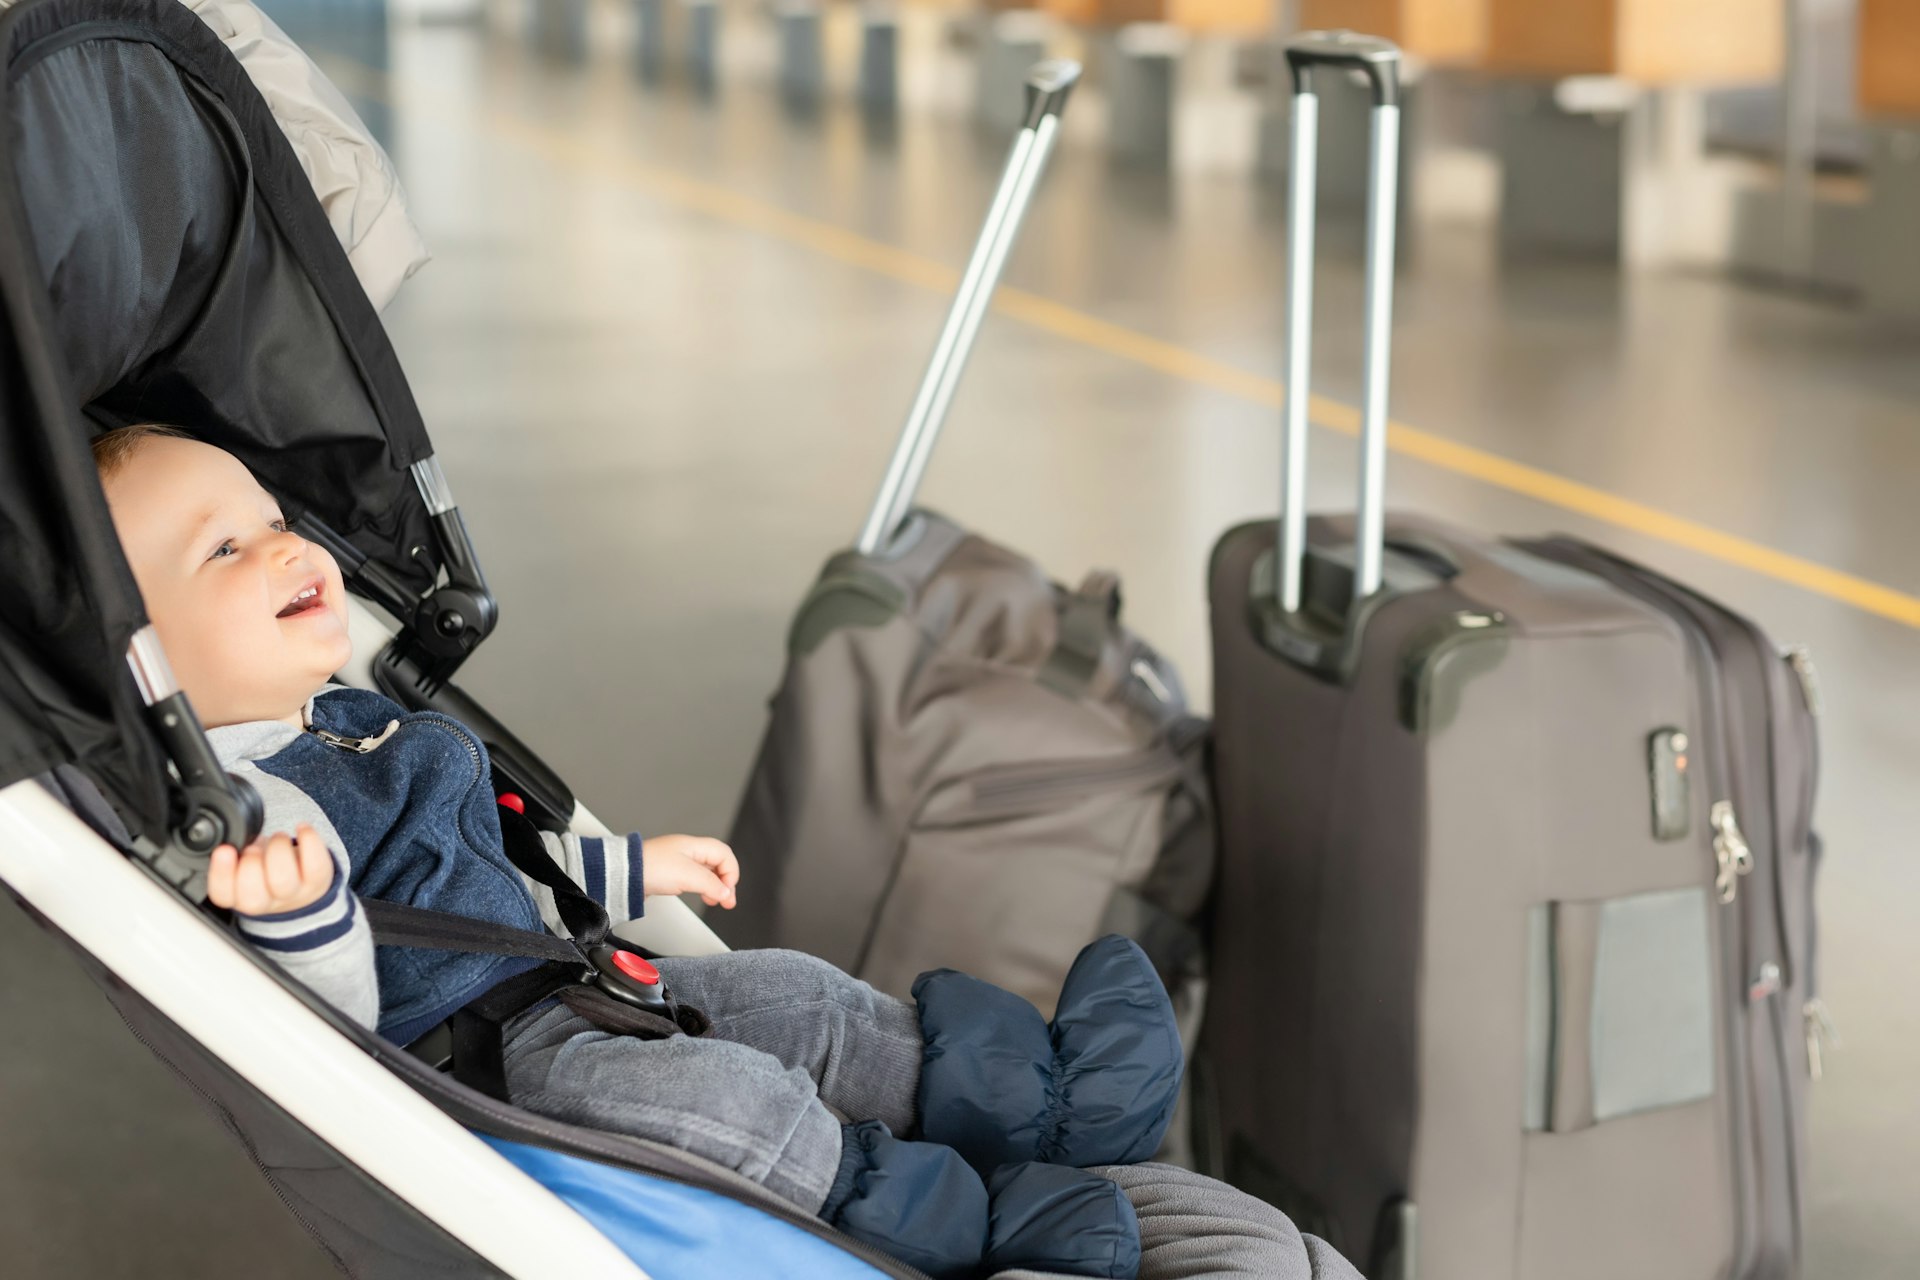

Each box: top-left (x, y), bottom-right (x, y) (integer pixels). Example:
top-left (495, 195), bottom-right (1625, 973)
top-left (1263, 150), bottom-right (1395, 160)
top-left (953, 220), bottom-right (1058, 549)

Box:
top-left (855, 59), bottom-right (1082, 556)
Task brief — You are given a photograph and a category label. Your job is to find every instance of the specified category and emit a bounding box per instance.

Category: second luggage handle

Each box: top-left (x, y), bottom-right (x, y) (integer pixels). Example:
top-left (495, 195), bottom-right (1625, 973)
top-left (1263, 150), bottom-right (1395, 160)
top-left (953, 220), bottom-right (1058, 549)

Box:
top-left (855, 59), bottom-right (1083, 556)
top-left (1277, 32), bottom-right (1401, 616)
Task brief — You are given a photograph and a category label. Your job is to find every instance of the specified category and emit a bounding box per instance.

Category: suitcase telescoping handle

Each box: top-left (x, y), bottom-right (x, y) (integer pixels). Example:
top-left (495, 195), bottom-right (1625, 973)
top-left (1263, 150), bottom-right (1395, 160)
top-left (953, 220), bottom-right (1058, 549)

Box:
top-left (855, 60), bottom-right (1083, 556)
top-left (1277, 32), bottom-right (1401, 615)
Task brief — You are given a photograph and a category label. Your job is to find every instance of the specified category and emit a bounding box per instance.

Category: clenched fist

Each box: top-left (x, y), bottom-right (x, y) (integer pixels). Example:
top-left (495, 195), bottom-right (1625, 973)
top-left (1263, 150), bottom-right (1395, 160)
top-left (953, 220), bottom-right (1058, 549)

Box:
top-left (207, 824), bottom-right (334, 917)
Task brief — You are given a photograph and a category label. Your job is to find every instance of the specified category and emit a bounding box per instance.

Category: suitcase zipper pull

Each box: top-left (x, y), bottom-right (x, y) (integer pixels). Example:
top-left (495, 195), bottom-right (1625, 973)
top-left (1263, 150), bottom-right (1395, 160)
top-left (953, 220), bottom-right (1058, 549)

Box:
top-left (1711, 800), bottom-right (1753, 903)
top-left (1804, 997), bottom-right (1840, 1081)
top-left (1784, 646), bottom-right (1822, 716)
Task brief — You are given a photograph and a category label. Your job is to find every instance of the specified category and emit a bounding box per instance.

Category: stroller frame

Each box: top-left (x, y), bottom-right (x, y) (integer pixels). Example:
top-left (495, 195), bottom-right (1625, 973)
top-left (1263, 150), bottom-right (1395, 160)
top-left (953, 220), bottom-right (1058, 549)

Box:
top-left (1, 597), bottom-right (937, 1278)
top-left (0, 3), bottom-right (924, 1270)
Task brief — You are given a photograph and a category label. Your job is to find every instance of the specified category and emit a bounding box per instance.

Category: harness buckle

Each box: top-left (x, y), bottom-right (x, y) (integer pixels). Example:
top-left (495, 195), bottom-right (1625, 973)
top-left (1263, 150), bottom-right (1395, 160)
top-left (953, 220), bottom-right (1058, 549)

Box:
top-left (587, 944), bottom-right (674, 1016)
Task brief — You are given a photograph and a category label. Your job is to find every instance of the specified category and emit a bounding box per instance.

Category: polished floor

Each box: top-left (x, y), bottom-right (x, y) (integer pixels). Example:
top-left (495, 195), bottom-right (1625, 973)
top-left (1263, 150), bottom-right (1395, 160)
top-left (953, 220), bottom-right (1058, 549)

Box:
top-left (3, 7), bottom-right (1918, 1276)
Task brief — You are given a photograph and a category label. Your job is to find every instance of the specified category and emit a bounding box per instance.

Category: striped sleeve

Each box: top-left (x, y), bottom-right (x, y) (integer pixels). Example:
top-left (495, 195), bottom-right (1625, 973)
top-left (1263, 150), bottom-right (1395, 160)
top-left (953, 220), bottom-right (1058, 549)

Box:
top-left (528, 831), bottom-right (647, 935)
top-left (227, 762), bottom-right (380, 1030)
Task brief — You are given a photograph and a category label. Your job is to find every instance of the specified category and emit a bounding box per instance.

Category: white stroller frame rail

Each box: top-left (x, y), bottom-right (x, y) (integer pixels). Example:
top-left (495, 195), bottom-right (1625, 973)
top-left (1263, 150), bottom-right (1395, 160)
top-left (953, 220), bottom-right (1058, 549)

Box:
top-left (0, 782), bottom-right (650, 1277)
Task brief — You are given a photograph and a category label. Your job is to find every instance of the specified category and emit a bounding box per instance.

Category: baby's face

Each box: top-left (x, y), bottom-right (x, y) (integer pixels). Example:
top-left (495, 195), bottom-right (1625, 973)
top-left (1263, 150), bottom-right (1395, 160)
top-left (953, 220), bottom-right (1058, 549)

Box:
top-left (103, 436), bottom-right (351, 727)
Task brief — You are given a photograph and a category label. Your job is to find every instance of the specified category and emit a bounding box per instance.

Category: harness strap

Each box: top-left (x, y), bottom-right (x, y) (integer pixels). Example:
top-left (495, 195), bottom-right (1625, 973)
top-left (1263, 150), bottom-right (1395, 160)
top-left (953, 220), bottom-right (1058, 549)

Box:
top-left (359, 803), bottom-right (713, 1100)
top-left (493, 803), bottom-right (612, 950)
top-left (447, 961), bottom-right (585, 1100)
top-left (558, 986), bottom-right (713, 1040)
top-left (361, 899), bottom-right (585, 964)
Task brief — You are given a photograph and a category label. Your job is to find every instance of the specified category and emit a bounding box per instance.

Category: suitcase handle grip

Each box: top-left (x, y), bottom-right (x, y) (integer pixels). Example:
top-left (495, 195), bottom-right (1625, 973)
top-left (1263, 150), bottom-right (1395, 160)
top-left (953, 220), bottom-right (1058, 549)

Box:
top-left (1283, 30), bottom-right (1401, 107)
top-left (855, 60), bottom-right (1083, 556)
top-left (1276, 32), bottom-right (1401, 616)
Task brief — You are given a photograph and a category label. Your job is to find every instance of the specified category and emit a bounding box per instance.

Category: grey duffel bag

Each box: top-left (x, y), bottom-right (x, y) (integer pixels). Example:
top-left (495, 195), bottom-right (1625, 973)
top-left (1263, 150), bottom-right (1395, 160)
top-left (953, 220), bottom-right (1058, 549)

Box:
top-left (724, 70), bottom-right (1213, 1020)
top-left (727, 510), bottom-right (1214, 1019)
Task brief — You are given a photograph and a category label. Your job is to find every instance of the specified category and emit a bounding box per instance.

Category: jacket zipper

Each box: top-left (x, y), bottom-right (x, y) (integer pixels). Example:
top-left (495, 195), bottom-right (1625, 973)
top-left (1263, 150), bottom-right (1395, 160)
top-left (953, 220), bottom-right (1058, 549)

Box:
top-left (311, 727), bottom-right (374, 753)
top-left (312, 713), bottom-right (483, 778)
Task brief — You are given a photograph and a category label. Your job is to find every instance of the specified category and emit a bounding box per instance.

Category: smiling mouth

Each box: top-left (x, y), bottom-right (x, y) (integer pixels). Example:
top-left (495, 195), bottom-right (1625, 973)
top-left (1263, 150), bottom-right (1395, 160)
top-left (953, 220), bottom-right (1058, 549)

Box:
top-left (277, 580), bottom-right (327, 619)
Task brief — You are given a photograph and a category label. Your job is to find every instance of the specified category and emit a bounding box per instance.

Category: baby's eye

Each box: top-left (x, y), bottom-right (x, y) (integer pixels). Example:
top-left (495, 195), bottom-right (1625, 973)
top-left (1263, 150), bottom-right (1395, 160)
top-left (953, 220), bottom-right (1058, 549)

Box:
top-left (208, 540), bottom-right (236, 560)
top-left (269, 519), bottom-right (289, 534)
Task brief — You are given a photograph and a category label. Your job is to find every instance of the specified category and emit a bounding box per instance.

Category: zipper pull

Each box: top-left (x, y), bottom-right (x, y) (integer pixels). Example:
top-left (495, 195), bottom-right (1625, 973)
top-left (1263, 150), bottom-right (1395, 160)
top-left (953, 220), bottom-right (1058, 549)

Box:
top-left (1711, 800), bottom-right (1753, 903)
top-left (1784, 646), bottom-right (1821, 716)
top-left (310, 720), bottom-right (399, 754)
top-left (312, 728), bottom-right (372, 753)
top-left (1804, 997), bottom-right (1840, 1081)
top-left (1130, 657), bottom-right (1173, 704)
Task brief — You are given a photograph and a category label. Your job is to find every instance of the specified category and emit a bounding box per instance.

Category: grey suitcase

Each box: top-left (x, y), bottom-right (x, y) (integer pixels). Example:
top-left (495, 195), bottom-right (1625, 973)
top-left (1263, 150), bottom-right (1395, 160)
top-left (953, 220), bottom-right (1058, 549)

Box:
top-left (1196, 32), bottom-right (1824, 1280)
top-left (726, 61), bottom-right (1215, 1019)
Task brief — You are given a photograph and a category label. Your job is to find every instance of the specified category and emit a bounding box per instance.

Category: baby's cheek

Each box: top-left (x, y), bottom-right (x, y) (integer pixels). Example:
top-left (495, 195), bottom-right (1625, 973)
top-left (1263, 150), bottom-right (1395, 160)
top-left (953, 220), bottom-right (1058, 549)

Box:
top-left (314, 544), bottom-right (345, 591)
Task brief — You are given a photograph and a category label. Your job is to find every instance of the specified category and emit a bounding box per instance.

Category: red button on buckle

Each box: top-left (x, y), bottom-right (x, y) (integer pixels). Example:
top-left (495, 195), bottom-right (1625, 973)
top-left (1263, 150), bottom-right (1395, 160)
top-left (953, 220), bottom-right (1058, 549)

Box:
top-left (497, 793), bottom-right (526, 815)
top-left (610, 950), bottom-right (660, 987)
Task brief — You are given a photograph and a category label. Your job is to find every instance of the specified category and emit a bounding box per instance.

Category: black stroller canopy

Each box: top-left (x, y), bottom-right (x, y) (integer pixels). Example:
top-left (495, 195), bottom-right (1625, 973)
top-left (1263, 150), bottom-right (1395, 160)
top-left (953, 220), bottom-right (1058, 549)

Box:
top-left (0, 0), bottom-right (446, 840)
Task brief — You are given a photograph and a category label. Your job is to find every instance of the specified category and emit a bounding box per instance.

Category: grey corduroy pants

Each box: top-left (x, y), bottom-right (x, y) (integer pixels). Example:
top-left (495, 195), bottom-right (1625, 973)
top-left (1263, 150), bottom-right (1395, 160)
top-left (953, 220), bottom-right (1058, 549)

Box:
top-left (500, 947), bottom-right (924, 1213)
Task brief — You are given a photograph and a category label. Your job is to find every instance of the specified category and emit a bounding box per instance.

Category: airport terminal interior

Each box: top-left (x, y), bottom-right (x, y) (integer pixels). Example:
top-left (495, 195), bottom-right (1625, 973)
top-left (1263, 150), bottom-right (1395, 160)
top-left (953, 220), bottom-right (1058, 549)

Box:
top-left (1, 0), bottom-right (1916, 1275)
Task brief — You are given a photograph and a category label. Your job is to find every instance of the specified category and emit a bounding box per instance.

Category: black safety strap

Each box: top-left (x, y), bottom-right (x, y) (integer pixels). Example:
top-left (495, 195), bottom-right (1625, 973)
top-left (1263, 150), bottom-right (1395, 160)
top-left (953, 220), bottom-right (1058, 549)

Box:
top-left (360, 899), bottom-right (585, 965)
top-left (359, 808), bottom-right (712, 1100)
top-left (493, 804), bottom-right (611, 950)
top-left (558, 986), bottom-right (712, 1040)
top-left (446, 960), bottom-right (586, 1101)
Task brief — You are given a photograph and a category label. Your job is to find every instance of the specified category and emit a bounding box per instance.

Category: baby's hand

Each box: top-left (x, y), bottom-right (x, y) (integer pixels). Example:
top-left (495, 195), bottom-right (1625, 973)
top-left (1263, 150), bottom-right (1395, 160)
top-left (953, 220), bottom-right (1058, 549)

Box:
top-left (207, 825), bottom-right (335, 917)
top-left (644, 835), bottom-right (740, 910)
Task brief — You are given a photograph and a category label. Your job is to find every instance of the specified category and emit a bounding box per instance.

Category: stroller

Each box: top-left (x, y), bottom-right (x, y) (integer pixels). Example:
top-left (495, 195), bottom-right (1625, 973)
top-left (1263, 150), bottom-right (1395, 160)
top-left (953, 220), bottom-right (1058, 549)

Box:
top-left (0, 0), bottom-right (1360, 1275)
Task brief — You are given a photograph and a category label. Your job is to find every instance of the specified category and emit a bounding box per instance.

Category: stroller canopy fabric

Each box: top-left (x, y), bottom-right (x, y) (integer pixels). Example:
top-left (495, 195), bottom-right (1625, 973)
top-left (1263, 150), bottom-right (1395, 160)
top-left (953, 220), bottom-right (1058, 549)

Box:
top-left (0, 0), bottom-right (438, 837)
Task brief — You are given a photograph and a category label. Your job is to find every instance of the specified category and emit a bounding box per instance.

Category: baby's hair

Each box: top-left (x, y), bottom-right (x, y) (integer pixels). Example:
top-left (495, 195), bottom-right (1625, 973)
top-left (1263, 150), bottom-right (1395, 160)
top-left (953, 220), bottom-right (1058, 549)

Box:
top-left (91, 423), bottom-right (193, 481)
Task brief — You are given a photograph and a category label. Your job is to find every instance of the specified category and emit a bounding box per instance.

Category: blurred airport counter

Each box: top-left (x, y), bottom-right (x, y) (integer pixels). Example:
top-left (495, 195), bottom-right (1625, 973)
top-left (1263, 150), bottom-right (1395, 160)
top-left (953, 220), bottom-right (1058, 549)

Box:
top-left (271, 0), bottom-right (1920, 325)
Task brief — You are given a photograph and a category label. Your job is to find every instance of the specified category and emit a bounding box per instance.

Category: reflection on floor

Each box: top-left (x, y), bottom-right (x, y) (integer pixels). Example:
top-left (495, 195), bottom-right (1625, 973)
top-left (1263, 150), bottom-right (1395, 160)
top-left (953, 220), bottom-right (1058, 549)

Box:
top-left (3, 8), bottom-right (1915, 1277)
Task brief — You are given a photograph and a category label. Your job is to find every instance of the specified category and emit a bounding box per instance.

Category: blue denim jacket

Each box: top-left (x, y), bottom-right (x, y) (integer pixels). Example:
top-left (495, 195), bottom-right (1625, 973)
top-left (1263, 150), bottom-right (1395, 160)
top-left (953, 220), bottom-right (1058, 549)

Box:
top-left (251, 687), bottom-right (545, 1043)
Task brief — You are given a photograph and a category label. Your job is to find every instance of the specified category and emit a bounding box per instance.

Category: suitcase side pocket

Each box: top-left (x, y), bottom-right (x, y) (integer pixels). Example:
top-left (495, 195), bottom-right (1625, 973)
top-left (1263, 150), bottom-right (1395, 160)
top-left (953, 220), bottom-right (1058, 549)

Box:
top-left (1526, 887), bottom-right (1718, 1133)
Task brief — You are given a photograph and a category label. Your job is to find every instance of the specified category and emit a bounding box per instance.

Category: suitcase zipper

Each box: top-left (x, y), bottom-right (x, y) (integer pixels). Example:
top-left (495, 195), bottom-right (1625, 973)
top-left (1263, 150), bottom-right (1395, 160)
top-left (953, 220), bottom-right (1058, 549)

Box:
top-left (1514, 538), bottom-right (1763, 1274)
top-left (1803, 997), bottom-right (1839, 1081)
top-left (1784, 647), bottom-right (1821, 717)
top-left (1711, 800), bottom-right (1755, 904)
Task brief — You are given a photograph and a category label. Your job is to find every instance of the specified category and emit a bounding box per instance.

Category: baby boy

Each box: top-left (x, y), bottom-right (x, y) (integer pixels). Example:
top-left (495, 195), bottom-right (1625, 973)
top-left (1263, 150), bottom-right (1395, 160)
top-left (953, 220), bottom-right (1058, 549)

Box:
top-left (97, 424), bottom-right (1181, 1280)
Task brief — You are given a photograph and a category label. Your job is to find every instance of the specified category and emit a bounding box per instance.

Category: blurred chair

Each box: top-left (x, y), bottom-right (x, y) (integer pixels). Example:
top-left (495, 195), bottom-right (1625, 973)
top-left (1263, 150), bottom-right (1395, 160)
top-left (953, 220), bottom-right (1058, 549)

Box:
top-left (1482, 0), bottom-right (1783, 265)
top-left (1858, 0), bottom-right (1920, 320)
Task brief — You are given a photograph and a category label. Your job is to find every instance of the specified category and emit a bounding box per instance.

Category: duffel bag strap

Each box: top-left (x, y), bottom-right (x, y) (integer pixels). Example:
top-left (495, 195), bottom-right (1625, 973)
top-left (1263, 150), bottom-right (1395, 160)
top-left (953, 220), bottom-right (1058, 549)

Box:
top-left (1039, 570), bottom-right (1123, 700)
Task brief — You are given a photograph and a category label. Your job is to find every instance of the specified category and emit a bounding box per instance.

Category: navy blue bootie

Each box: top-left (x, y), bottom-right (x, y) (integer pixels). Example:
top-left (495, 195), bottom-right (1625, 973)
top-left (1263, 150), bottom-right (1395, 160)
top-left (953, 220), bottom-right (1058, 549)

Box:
top-left (821, 1121), bottom-right (988, 1279)
top-left (913, 934), bottom-right (1180, 1174)
top-left (984, 1162), bottom-right (1141, 1279)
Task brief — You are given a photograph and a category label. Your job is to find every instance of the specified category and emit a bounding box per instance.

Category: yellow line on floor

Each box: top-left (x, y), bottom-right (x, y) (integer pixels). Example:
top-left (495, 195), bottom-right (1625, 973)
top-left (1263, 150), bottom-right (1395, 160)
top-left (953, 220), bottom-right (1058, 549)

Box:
top-left (332, 59), bottom-right (1920, 631)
